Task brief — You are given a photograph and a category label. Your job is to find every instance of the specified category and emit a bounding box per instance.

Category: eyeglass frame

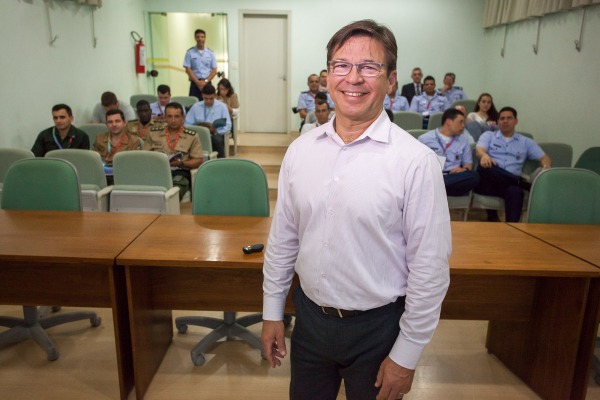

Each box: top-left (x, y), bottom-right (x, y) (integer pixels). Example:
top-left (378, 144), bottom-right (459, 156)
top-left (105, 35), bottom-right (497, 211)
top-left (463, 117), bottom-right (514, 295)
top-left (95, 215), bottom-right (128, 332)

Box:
top-left (327, 60), bottom-right (387, 77)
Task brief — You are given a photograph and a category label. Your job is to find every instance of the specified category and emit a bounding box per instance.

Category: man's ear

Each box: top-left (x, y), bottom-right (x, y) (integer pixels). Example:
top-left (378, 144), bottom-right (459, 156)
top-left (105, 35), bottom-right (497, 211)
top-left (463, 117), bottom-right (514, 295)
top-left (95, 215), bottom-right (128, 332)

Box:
top-left (388, 70), bottom-right (398, 88)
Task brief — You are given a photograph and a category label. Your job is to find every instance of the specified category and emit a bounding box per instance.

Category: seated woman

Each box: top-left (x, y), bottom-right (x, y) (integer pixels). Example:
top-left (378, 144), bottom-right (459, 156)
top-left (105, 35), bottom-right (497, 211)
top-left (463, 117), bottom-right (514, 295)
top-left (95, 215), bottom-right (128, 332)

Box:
top-left (467, 93), bottom-right (499, 128)
top-left (216, 78), bottom-right (240, 119)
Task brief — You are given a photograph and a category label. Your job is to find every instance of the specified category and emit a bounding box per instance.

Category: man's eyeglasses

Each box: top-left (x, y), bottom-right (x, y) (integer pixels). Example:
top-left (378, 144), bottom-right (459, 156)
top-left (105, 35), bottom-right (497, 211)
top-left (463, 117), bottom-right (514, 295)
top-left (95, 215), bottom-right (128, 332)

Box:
top-left (328, 61), bottom-right (386, 77)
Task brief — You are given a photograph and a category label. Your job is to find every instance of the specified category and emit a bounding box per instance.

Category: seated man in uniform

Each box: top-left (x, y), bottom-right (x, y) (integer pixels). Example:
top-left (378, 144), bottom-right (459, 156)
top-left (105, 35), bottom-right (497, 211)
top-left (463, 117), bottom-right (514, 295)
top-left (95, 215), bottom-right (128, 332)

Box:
top-left (127, 100), bottom-right (165, 139)
top-left (184, 84), bottom-right (231, 158)
top-left (300, 98), bottom-right (332, 134)
top-left (383, 81), bottom-right (410, 113)
top-left (145, 102), bottom-right (203, 200)
top-left (149, 84), bottom-right (185, 121)
top-left (418, 108), bottom-right (479, 196)
top-left (93, 109), bottom-right (143, 184)
top-left (409, 75), bottom-right (449, 128)
top-left (438, 72), bottom-right (467, 104)
top-left (475, 106), bottom-right (551, 222)
top-left (90, 91), bottom-right (136, 123)
top-left (31, 103), bottom-right (90, 157)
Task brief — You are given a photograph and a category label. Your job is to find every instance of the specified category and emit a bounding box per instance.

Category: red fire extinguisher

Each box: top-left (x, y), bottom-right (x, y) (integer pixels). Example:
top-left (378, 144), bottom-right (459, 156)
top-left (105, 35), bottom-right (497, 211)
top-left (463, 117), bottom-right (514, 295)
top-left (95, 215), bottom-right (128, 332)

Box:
top-left (131, 31), bottom-right (145, 74)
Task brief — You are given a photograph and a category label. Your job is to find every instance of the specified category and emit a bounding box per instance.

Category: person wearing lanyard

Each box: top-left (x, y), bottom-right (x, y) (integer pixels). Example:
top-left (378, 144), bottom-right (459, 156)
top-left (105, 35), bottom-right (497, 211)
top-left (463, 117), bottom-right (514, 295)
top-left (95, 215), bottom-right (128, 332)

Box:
top-left (93, 109), bottom-right (142, 184)
top-left (383, 81), bottom-right (410, 113)
top-left (185, 84), bottom-right (231, 159)
top-left (31, 104), bottom-right (90, 157)
top-left (127, 100), bottom-right (165, 139)
top-left (183, 29), bottom-right (217, 101)
top-left (149, 84), bottom-right (186, 121)
top-left (418, 108), bottom-right (479, 196)
top-left (409, 75), bottom-right (450, 128)
top-left (262, 20), bottom-right (450, 400)
top-left (144, 102), bottom-right (203, 200)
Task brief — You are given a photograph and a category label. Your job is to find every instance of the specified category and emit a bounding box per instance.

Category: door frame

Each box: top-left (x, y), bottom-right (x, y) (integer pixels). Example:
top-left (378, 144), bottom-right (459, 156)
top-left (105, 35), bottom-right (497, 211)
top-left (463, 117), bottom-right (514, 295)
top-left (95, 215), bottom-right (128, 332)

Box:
top-left (239, 10), bottom-right (291, 133)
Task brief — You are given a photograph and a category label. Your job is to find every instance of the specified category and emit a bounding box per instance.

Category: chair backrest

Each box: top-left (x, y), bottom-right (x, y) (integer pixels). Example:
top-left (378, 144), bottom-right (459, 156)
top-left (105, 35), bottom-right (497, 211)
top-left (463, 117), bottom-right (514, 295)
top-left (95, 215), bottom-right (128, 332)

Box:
top-left (574, 146), bottom-right (600, 175)
top-left (407, 129), bottom-right (427, 139)
top-left (171, 96), bottom-right (199, 111)
top-left (79, 124), bottom-right (108, 149)
top-left (130, 94), bottom-right (158, 107)
top-left (392, 111), bottom-right (422, 130)
top-left (184, 125), bottom-right (213, 153)
top-left (192, 159), bottom-right (269, 217)
top-left (519, 131), bottom-right (534, 139)
top-left (45, 149), bottom-right (107, 189)
top-left (538, 142), bottom-right (573, 168)
top-left (0, 148), bottom-right (34, 182)
top-left (112, 151), bottom-right (173, 189)
top-left (451, 99), bottom-right (477, 114)
top-left (527, 168), bottom-right (600, 224)
top-left (1, 158), bottom-right (81, 211)
top-left (427, 112), bottom-right (443, 130)
top-left (464, 120), bottom-right (486, 143)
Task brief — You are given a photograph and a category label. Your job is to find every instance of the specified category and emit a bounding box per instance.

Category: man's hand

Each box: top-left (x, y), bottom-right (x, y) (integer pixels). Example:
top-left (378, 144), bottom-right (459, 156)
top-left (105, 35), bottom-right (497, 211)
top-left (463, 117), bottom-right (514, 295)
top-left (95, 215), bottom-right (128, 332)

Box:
top-left (449, 166), bottom-right (467, 174)
top-left (375, 357), bottom-right (415, 400)
top-left (195, 80), bottom-right (206, 91)
top-left (261, 320), bottom-right (287, 368)
top-left (479, 153), bottom-right (496, 168)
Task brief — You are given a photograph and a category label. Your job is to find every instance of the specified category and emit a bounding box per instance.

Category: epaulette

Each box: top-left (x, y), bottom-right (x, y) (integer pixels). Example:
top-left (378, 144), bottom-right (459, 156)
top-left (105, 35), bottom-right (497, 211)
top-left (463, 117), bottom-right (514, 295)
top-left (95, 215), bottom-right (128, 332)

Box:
top-left (183, 127), bottom-right (197, 136)
top-left (150, 125), bottom-right (165, 132)
top-left (301, 90), bottom-right (310, 94)
top-left (454, 86), bottom-right (463, 90)
top-left (187, 46), bottom-right (196, 51)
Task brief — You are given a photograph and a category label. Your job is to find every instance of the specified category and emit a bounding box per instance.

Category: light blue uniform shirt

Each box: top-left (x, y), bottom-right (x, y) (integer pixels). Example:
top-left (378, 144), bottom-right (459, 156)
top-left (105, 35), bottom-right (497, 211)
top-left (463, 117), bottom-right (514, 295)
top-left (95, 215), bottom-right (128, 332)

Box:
top-left (383, 92), bottom-right (410, 112)
top-left (297, 91), bottom-right (335, 112)
top-left (477, 131), bottom-right (544, 176)
top-left (182, 46), bottom-right (217, 79)
top-left (150, 102), bottom-right (186, 118)
top-left (419, 129), bottom-right (472, 171)
top-left (185, 100), bottom-right (231, 135)
top-left (409, 93), bottom-right (449, 115)
top-left (439, 86), bottom-right (466, 103)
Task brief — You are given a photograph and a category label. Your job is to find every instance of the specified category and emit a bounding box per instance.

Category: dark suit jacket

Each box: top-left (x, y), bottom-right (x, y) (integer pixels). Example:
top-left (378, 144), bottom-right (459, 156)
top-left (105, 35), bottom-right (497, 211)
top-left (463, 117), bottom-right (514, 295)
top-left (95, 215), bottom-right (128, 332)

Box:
top-left (401, 83), bottom-right (419, 105)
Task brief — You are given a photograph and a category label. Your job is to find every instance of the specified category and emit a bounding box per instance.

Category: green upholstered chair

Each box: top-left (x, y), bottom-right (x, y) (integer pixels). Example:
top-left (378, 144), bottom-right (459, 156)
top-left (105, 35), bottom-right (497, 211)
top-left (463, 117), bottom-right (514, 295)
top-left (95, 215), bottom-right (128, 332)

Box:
top-left (109, 151), bottom-right (180, 214)
top-left (184, 125), bottom-right (218, 162)
top-left (427, 112), bottom-right (443, 130)
top-left (171, 96), bottom-right (199, 112)
top-left (175, 159), bottom-right (270, 365)
top-left (78, 124), bottom-right (107, 149)
top-left (538, 142), bottom-right (573, 168)
top-left (392, 111), bottom-right (422, 131)
top-left (0, 148), bottom-right (34, 206)
top-left (0, 158), bottom-right (101, 360)
top-left (130, 94), bottom-right (158, 108)
top-left (451, 99), bottom-right (477, 114)
top-left (46, 149), bottom-right (112, 212)
top-left (574, 147), bottom-right (600, 175)
top-left (406, 129), bottom-right (427, 139)
top-left (527, 168), bottom-right (600, 224)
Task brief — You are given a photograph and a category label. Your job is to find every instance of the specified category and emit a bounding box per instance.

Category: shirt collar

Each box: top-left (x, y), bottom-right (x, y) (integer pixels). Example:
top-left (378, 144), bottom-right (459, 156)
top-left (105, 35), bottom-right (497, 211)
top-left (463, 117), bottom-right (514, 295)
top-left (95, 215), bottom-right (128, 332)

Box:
top-left (321, 110), bottom-right (391, 145)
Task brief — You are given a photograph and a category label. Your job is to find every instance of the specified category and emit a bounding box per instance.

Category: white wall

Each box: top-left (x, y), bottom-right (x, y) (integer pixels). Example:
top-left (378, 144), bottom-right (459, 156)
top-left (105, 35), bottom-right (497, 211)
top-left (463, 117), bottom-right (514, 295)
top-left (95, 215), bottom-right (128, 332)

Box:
top-left (0, 0), bottom-right (145, 148)
top-left (482, 5), bottom-right (600, 160)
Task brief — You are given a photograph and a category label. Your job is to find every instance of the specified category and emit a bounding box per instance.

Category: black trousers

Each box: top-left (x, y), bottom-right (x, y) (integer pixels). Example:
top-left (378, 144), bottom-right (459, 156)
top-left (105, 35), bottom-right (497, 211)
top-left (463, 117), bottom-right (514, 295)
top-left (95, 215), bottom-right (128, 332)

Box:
top-left (475, 165), bottom-right (527, 222)
top-left (443, 170), bottom-right (480, 196)
top-left (211, 133), bottom-right (226, 158)
top-left (171, 169), bottom-right (191, 200)
top-left (189, 81), bottom-right (203, 101)
top-left (290, 286), bottom-right (405, 400)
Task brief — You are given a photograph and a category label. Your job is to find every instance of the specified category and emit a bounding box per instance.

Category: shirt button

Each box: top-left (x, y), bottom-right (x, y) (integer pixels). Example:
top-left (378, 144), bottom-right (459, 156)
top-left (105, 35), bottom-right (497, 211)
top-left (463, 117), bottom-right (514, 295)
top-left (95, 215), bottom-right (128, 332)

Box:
top-left (324, 242), bottom-right (329, 247)
top-left (334, 177), bottom-right (339, 182)
top-left (328, 209), bottom-right (334, 215)
top-left (321, 273), bottom-right (326, 278)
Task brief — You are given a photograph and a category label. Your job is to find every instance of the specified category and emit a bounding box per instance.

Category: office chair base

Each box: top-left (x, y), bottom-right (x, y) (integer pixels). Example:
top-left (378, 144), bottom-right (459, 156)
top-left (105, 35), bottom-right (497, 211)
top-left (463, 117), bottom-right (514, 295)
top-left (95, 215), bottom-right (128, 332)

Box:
top-left (0, 306), bottom-right (101, 361)
top-left (176, 311), bottom-right (265, 366)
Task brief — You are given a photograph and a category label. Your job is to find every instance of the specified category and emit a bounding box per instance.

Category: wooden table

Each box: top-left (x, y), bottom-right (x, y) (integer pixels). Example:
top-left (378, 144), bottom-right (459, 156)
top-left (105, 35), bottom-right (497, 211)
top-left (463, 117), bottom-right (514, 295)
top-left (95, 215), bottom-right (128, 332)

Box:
top-left (0, 210), bottom-right (159, 400)
top-left (117, 217), bottom-right (600, 400)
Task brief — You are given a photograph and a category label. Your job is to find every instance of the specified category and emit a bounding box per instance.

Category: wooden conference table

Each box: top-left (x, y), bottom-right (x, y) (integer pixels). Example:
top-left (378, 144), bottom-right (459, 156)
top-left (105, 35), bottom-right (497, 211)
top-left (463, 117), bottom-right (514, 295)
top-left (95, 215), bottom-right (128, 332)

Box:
top-left (0, 210), bottom-right (159, 400)
top-left (117, 216), bottom-right (600, 400)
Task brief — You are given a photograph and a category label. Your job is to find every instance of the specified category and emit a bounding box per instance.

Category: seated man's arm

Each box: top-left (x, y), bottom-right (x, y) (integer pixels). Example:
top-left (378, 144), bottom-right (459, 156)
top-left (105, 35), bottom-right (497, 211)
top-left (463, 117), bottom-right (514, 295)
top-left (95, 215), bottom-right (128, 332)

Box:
top-left (183, 135), bottom-right (203, 170)
top-left (539, 154), bottom-right (551, 169)
top-left (475, 146), bottom-right (496, 168)
top-left (185, 66), bottom-right (203, 90)
top-left (196, 122), bottom-right (216, 134)
top-left (31, 132), bottom-right (46, 157)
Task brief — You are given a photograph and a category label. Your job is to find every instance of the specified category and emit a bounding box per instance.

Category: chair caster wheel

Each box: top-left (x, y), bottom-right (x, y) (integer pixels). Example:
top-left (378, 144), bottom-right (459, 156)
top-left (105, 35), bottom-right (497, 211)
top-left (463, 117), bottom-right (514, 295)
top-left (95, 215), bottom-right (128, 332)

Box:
top-left (91, 316), bottom-right (102, 327)
top-left (176, 324), bottom-right (188, 334)
top-left (47, 348), bottom-right (59, 361)
top-left (192, 353), bottom-right (206, 366)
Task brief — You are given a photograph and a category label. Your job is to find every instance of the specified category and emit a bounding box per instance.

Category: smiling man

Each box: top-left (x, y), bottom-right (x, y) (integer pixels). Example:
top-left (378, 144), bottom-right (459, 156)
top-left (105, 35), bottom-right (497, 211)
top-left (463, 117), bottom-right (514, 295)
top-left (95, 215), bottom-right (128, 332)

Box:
top-left (31, 104), bottom-right (90, 157)
top-left (262, 20), bottom-right (451, 400)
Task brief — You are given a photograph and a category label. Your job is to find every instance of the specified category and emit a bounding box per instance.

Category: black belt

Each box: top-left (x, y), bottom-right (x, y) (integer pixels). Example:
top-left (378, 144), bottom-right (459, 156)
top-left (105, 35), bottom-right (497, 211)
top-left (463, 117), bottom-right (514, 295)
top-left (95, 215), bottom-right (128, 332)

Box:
top-left (320, 306), bottom-right (365, 319)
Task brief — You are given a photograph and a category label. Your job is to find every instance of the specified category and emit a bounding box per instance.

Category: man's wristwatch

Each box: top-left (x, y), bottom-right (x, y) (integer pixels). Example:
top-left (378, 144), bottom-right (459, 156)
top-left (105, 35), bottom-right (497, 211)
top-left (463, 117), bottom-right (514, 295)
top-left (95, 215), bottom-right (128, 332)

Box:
top-left (204, 79), bottom-right (209, 83)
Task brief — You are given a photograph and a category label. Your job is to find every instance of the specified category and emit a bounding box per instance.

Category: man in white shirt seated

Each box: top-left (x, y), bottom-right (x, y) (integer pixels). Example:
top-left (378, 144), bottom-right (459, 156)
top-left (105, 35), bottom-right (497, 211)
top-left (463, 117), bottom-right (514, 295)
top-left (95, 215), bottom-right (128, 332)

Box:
top-left (185, 83), bottom-right (231, 158)
top-left (150, 84), bottom-right (186, 120)
top-left (418, 108), bottom-right (479, 196)
top-left (90, 91), bottom-right (136, 123)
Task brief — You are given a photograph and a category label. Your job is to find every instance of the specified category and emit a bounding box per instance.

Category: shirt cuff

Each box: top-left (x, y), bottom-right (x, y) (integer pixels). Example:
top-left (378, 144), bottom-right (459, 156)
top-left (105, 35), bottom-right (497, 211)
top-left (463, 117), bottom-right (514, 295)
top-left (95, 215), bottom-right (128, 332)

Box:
top-left (388, 335), bottom-right (425, 370)
top-left (263, 294), bottom-right (286, 321)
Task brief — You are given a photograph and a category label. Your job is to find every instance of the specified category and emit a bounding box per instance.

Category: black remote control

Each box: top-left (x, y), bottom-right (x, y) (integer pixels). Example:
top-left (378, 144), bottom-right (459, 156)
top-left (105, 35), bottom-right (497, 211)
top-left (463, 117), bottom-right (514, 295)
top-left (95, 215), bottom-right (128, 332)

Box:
top-left (243, 243), bottom-right (264, 254)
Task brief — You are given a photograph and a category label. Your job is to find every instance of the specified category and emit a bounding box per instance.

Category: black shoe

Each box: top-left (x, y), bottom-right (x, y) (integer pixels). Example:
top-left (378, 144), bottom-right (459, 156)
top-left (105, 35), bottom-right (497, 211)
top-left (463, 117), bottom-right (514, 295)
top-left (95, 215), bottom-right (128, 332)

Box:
top-left (486, 210), bottom-right (501, 222)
